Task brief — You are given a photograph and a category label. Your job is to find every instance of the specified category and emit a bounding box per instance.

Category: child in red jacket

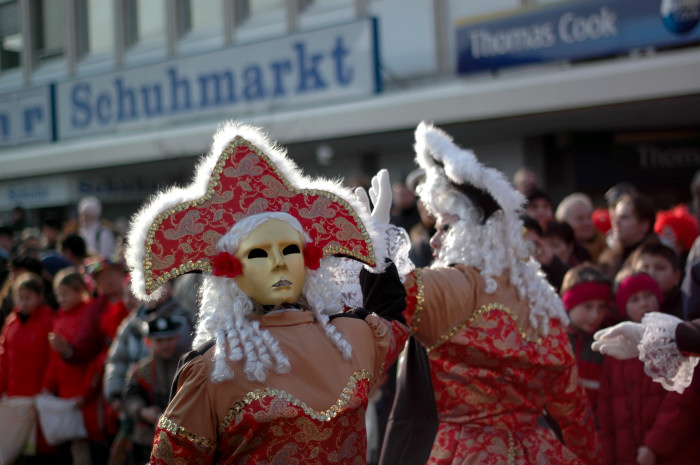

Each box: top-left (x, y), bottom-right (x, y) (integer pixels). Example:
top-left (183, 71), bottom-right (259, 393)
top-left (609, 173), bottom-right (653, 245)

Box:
top-left (44, 267), bottom-right (104, 465)
top-left (0, 272), bottom-right (57, 458)
top-left (598, 270), bottom-right (700, 465)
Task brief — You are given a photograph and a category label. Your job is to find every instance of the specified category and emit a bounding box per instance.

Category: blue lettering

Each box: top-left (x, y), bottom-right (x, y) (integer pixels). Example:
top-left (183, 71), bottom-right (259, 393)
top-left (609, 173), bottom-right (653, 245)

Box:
top-left (168, 67), bottom-right (192, 111)
top-left (270, 60), bottom-right (292, 97)
top-left (331, 37), bottom-right (353, 85)
top-left (294, 42), bottom-right (327, 92)
top-left (198, 71), bottom-right (236, 107)
top-left (71, 83), bottom-right (92, 128)
top-left (0, 113), bottom-right (9, 139)
top-left (115, 78), bottom-right (138, 121)
top-left (243, 65), bottom-right (266, 101)
top-left (141, 84), bottom-right (164, 117)
top-left (96, 92), bottom-right (112, 125)
top-left (23, 107), bottom-right (43, 137)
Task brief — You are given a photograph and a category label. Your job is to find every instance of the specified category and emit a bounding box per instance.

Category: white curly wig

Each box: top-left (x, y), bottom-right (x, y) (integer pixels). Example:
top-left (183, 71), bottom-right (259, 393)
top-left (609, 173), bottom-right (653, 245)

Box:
top-left (414, 121), bottom-right (568, 331)
top-left (195, 211), bottom-right (353, 383)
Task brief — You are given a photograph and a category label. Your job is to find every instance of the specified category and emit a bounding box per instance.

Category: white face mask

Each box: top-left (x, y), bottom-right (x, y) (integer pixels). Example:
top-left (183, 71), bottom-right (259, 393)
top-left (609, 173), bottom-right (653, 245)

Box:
top-left (234, 219), bottom-right (306, 307)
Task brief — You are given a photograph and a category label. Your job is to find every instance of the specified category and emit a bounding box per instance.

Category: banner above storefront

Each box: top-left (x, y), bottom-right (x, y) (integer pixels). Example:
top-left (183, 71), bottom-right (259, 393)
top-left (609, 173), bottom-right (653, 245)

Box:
top-left (56, 18), bottom-right (380, 140)
top-left (0, 86), bottom-right (54, 148)
top-left (456, 0), bottom-right (700, 74)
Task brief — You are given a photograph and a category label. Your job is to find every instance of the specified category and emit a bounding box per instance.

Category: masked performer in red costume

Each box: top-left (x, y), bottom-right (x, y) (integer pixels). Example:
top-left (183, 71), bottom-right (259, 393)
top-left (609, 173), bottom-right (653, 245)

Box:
top-left (125, 122), bottom-right (409, 464)
top-left (382, 122), bottom-right (602, 465)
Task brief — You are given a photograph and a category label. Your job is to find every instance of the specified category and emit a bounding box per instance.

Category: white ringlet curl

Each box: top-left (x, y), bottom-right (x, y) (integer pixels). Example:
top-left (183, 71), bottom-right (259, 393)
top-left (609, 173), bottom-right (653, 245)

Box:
top-left (194, 211), bottom-right (352, 382)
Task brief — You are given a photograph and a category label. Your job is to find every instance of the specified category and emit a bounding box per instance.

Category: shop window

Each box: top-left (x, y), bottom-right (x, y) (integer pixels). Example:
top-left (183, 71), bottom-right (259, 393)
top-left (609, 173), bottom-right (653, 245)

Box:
top-left (176, 0), bottom-right (222, 38)
top-left (122, 0), bottom-right (165, 49)
top-left (235, 0), bottom-right (285, 25)
top-left (78, 0), bottom-right (114, 57)
top-left (0, 0), bottom-right (21, 71)
top-left (33, 0), bottom-right (66, 65)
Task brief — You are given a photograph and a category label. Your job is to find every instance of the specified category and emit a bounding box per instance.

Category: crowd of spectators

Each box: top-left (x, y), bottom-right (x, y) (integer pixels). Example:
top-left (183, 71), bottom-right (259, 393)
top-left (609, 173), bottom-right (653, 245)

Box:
top-left (2, 167), bottom-right (700, 464)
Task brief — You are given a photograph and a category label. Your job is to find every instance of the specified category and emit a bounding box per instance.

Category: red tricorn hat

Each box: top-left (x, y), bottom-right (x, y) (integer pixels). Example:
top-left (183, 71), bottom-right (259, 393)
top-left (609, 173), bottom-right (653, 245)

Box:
top-left (126, 122), bottom-right (383, 300)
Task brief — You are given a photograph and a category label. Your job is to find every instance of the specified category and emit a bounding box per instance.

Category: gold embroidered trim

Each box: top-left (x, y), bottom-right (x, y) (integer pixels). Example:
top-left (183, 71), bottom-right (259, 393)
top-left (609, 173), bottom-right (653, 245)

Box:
top-left (425, 302), bottom-right (542, 353)
top-left (219, 369), bottom-right (371, 433)
top-left (410, 271), bottom-right (425, 334)
top-left (143, 136), bottom-right (375, 293)
top-left (158, 416), bottom-right (216, 450)
top-left (507, 429), bottom-right (515, 465)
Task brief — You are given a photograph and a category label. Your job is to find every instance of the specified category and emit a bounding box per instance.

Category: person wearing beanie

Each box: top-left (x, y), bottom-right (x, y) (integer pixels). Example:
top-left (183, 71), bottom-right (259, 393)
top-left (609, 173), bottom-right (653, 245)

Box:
top-left (560, 264), bottom-right (611, 416)
top-left (597, 271), bottom-right (700, 465)
top-left (380, 122), bottom-right (601, 465)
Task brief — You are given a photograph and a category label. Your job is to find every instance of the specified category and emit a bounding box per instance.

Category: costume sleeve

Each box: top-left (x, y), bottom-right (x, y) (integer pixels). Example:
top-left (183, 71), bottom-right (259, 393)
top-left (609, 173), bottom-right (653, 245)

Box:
top-left (359, 261), bottom-right (409, 378)
top-left (638, 312), bottom-right (700, 393)
top-left (42, 351), bottom-right (59, 394)
top-left (643, 367), bottom-right (700, 458)
top-left (596, 357), bottom-right (616, 465)
top-left (544, 334), bottom-right (603, 465)
top-left (150, 356), bottom-right (217, 465)
top-left (676, 319), bottom-right (700, 355)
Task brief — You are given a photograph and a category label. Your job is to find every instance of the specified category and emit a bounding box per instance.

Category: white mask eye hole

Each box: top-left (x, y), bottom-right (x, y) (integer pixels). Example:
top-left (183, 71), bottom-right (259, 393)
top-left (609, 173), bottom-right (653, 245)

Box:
top-left (248, 248), bottom-right (267, 259)
top-left (283, 244), bottom-right (301, 255)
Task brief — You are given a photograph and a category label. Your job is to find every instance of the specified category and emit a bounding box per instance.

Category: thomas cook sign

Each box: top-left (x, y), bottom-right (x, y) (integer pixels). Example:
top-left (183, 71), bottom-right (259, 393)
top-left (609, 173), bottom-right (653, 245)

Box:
top-left (456, 0), bottom-right (700, 74)
top-left (56, 19), bottom-right (380, 139)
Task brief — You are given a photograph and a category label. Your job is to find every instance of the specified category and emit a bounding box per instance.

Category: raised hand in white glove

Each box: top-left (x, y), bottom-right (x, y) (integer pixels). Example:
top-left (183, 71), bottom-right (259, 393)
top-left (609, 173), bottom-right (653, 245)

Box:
top-left (591, 321), bottom-right (644, 359)
top-left (355, 169), bottom-right (392, 225)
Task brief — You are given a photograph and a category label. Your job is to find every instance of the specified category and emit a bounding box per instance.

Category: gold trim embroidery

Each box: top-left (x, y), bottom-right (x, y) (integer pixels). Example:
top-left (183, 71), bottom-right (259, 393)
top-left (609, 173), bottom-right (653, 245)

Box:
top-left (507, 429), bottom-right (515, 465)
top-left (426, 302), bottom-right (542, 353)
top-left (158, 416), bottom-right (216, 450)
top-left (410, 271), bottom-right (425, 334)
top-left (143, 136), bottom-right (375, 293)
top-left (219, 369), bottom-right (371, 433)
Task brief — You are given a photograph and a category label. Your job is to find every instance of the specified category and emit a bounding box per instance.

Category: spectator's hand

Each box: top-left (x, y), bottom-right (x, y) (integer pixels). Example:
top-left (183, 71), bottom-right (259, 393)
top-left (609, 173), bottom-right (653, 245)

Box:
top-left (140, 405), bottom-right (163, 425)
top-left (48, 332), bottom-right (73, 359)
top-left (592, 321), bottom-right (643, 359)
top-left (355, 169), bottom-right (392, 225)
top-left (637, 445), bottom-right (656, 465)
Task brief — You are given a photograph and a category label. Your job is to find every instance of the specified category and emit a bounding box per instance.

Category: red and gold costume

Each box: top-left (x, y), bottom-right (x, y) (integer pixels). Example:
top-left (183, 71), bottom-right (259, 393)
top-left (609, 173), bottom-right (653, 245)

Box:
top-left (124, 122), bottom-right (408, 464)
top-left (403, 266), bottom-right (600, 465)
top-left (152, 311), bottom-right (406, 464)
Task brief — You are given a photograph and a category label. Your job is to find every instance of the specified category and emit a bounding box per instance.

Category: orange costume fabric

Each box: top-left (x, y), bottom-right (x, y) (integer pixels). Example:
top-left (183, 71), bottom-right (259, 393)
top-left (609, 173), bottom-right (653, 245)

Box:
top-left (150, 310), bottom-right (408, 464)
top-left (403, 265), bottom-right (602, 465)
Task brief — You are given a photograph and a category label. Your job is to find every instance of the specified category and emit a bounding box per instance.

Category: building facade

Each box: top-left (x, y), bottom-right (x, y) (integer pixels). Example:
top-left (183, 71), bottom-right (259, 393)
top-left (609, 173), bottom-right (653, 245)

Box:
top-left (1, 0), bottom-right (699, 226)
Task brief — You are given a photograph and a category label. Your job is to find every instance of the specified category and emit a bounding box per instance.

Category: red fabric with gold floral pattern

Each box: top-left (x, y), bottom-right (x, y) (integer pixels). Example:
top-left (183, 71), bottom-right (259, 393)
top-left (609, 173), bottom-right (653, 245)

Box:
top-left (143, 136), bottom-right (375, 295)
top-left (149, 310), bottom-right (408, 464)
top-left (403, 268), bottom-right (603, 465)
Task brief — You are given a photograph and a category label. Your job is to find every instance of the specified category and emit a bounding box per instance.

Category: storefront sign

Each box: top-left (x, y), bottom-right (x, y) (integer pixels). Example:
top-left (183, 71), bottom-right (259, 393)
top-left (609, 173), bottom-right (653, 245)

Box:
top-left (456, 0), bottom-right (700, 74)
top-left (0, 85), bottom-right (54, 148)
top-left (0, 176), bottom-right (70, 210)
top-left (56, 19), bottom-right (380, 139)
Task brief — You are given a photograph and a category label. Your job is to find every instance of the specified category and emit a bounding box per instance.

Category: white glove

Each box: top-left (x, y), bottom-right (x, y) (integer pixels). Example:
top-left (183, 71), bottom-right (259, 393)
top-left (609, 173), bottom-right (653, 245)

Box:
top-left (592, 321), bottom-right (644, 359)
top-left (355, 169), bottom-right (392, 225)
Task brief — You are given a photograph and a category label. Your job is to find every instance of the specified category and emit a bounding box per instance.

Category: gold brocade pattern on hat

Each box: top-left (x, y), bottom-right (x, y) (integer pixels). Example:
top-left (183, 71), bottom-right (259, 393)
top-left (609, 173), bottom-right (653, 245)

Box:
top-left (142, 136), bottom-right (376, 295)
top-left (426, 302), bottom-right (542, 353)
top-left (219, 369), bottom-right (371, 433)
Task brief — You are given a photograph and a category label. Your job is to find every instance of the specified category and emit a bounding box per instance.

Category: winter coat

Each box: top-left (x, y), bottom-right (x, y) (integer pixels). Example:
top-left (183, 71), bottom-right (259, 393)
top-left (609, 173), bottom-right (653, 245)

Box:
top-left (598, 356), bottom-right (700, 464)
top-left (0, 305), bottom-right (55, 396)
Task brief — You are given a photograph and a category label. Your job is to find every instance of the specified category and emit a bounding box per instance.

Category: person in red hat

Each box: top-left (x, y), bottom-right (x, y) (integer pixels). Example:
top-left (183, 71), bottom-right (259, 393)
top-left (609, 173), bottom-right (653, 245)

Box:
top-left (598, 271), bottom-right (700, 465)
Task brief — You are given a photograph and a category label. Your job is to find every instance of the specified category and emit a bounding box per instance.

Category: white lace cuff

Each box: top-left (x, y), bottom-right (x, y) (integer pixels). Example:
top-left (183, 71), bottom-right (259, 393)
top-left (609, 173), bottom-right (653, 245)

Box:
top-left (638, 312), bottom-right (700, 393)
top-left (330, 223), bottom-right (413, 310)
